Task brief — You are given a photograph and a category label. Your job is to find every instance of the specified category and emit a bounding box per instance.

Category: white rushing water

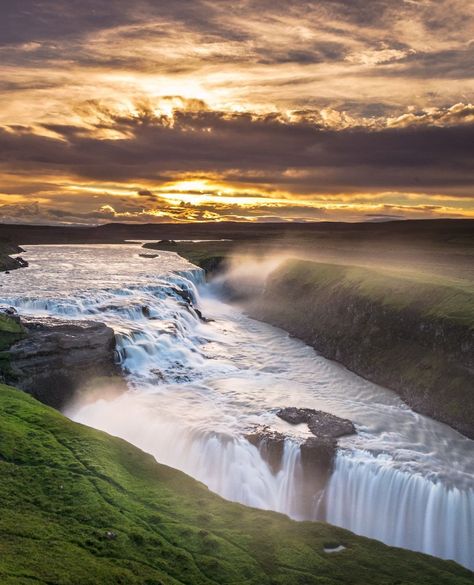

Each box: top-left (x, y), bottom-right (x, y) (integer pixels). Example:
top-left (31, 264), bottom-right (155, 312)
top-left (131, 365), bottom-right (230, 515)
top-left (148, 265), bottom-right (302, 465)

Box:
top-left (1, 244), bottom-right (473, 570)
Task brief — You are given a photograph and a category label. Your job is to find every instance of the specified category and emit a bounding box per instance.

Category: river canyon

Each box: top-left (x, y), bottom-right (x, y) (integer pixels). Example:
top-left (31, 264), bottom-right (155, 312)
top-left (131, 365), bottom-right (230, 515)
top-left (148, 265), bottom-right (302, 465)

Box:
top-left (1, 243), bottom-right (472, 571)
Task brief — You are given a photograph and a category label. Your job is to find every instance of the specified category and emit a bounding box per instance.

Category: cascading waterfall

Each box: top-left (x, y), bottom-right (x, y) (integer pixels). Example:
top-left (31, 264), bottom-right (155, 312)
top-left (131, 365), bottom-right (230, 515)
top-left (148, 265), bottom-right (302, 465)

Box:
top-left (1, 244), bottom-right (473, 570)
top-left (74, 394), bottom-right (306, 518)
top-left (325, 451), bottom-right (474, 568)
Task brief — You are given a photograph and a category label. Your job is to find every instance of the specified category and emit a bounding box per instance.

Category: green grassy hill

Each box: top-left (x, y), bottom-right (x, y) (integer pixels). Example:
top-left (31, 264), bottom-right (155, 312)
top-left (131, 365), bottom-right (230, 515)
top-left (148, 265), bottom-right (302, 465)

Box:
top-left (277, 260), bottom-right (474, 326)
top-left (0, 384), bottom-right (472, 585)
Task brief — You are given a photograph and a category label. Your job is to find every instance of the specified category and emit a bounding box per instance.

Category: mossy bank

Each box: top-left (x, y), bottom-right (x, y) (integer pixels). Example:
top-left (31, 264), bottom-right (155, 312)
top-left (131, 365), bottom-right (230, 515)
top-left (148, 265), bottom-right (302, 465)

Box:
top-left (0, 383), bottom-right (472, 585)
top-left (252, 259), bottom-right (474, 438)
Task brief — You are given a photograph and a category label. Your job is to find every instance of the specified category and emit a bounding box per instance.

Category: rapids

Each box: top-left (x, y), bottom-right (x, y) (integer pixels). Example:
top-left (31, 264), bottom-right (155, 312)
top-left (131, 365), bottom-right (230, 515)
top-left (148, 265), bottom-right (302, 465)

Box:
top-left (1, 244), bottom-right (472, 569)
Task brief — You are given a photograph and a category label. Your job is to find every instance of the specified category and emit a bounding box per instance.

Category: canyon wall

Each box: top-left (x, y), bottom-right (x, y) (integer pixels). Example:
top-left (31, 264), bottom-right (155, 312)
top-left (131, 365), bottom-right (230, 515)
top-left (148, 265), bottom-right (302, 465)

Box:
top-left (251, 260), bottom-right (474, 438)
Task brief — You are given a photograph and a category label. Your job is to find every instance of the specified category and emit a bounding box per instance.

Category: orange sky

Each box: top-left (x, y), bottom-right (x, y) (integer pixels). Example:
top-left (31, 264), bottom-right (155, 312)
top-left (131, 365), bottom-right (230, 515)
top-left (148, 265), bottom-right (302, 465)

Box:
top-left (0, 1), bottom-right (473, 224)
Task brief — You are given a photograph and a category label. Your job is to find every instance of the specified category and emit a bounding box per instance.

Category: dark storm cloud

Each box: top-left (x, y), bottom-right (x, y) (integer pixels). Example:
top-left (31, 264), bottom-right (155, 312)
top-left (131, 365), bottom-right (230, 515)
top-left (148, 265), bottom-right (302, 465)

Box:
top-left (0, 0), bottom-right (125, 45)
top-left (0, 0), bottom-right (240, 46)
top-left (1, 107), bottom-right (472, 194)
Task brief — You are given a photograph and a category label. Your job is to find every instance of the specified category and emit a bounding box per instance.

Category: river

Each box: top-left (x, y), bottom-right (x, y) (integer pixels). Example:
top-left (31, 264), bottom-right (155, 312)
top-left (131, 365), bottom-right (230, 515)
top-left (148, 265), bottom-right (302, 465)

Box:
top-left (1, 243), bottom-right (472, 569)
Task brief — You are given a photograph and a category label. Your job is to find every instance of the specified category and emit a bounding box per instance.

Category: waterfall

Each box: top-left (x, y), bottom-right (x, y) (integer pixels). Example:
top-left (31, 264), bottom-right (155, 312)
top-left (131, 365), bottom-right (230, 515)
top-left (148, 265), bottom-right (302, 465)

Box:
top-left (73, 388), bottom-right (474, 569)
top-left (324, 450), bottom-right (474, 569)
top-left (72, 395), bottom-right (306, 518)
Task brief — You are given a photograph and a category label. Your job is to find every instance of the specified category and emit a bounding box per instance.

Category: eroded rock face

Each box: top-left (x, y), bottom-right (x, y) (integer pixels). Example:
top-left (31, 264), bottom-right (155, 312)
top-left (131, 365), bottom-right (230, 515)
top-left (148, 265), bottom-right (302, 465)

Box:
top-left (275, 408), bottom-right (356, 512)
top-left (246, 427), bottom-right (286, 474)
top-left (7, 317), bottom-right (121, 409)
top-left (300, 436), bottom-right (337, 477)
top-left (247, 407), bottom-right (356, 482)
top-left (277, 407), bottom-right (355, 439)
top-left (245, 423), bottom-right (346, 518)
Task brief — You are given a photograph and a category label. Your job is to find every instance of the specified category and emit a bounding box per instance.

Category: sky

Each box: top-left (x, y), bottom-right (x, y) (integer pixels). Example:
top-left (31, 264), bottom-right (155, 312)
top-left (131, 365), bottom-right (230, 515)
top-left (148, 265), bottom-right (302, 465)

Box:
top-left (0, 0), bottom-right (473, 224)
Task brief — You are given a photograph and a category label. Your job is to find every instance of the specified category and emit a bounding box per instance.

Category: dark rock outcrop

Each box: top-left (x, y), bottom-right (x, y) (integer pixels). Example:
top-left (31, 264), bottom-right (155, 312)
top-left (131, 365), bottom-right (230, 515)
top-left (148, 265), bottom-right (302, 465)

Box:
top-left (143, 240), bottom-right (177, 249)
top-left (277, 407), bottom-right (355, 439)
top-left (6, 317), bottom-right (121, 409)
top-left (0, 241), bottom-right (29, 272)
top-left (299, 436), bottom-right (338, 508)
top-left (247, 408), bottom-right (356, 492)
top-left (300, 436), bottom-right (337, 471)
top-left (246, 427), bottom-right (286, 474)
top-left (198, 256), bottom-right (227, 276)
top-left (276, 407), bottom-right (355, 501)
top-left (246, 421), bottom-right (348, 518)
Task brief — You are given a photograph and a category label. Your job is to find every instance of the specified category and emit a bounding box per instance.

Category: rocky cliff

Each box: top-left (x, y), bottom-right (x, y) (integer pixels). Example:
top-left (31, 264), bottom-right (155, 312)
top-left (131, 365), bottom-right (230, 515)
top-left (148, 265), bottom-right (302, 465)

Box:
top-left (0, 241), bottom-right (28, 272)
top-left (251, 260), bottom-right (474, 438)
top-left (1, 314), bottom-right (121, 409)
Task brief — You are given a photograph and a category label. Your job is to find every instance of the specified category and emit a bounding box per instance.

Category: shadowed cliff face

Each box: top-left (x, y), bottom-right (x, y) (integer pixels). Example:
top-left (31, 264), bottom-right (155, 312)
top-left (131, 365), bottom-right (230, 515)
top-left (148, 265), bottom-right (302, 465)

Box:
top-left (2, 315), bottom-right (122, 410)
top-left (250, 260), bottom-right (474, 438)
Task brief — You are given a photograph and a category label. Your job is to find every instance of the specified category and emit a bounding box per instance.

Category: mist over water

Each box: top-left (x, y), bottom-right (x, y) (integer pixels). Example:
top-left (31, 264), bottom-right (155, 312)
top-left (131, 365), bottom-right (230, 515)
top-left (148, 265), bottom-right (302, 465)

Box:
top-left (1, 244), bottom-right (473, 570)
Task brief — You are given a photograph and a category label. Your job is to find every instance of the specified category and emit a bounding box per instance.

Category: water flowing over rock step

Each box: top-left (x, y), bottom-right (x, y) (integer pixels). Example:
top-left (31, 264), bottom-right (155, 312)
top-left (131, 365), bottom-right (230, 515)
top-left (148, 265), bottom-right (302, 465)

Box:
top-left (246, 408), bottom-right (356, 478)
top-left (246, 410), bottom-right (357, 521)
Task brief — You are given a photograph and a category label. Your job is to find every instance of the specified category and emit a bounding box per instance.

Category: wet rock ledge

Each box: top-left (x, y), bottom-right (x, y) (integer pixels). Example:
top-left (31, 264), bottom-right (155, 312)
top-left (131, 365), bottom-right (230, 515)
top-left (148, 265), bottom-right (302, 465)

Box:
top-left (247, 407), bottom-right (356, 488)
top-left (1, 313), bottom-right (121, 410)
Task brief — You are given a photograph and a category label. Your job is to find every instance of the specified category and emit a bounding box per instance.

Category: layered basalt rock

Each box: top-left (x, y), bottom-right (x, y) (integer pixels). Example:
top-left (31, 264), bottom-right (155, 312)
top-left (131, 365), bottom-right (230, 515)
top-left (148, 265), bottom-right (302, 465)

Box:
top-left (4, 316), bottom-right (122, 409)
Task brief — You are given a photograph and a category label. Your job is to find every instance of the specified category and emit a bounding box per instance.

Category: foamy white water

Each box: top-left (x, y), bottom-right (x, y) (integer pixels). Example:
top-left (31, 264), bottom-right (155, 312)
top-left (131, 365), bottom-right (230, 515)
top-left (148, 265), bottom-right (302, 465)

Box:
top-left (1, 244), bottom-right (473, 570)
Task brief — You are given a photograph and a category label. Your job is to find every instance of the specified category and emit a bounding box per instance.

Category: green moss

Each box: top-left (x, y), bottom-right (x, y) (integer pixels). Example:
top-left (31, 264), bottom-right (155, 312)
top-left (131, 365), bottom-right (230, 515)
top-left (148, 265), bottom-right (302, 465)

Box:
top-left (277, 260), bottom-right (474, 327)
top-left (0, 314), bottom-right (25, 335)
top-left (144, 241), bottom-right (235, 272)
top-left (0, 383), bottom-right (471, 584)
top-left (0, 315), bottom-right (26, 356)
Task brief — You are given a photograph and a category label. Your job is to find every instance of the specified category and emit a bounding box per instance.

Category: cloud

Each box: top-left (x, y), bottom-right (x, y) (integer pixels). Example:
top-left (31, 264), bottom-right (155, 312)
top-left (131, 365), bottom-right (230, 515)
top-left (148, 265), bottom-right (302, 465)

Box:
top-left (0, 101), bottom-right (472, 196)
top-left (0, 1), bottom-right (472, 223)
top-left (1, 0), bottom-right (473, 122)
top-left (387, 103), bottom-right (474, 128)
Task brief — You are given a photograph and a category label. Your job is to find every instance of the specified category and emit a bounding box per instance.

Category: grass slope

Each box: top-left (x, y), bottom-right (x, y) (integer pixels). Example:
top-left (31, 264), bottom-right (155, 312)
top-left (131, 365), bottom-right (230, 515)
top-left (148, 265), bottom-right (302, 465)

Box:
top-left (143, 241), bottom-right (235, 274)
top-left (278, 260), bottom-right (474, 327)
top-left (0, 315), bottom-right (26, 380)
top-left (0, 385), bottom-right (472, 585)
